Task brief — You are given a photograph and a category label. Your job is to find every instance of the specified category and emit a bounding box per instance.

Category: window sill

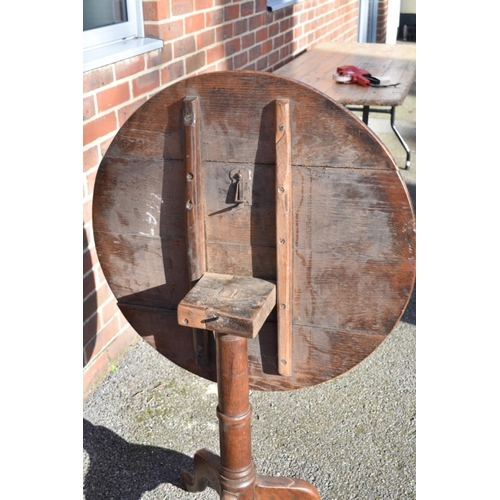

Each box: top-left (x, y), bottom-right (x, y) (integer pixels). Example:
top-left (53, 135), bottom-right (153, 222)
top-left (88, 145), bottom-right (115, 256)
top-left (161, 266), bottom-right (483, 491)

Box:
top-left (267, 0), bottom-right (302, 12)
top-left (83, 37), bottom-right (164, 73)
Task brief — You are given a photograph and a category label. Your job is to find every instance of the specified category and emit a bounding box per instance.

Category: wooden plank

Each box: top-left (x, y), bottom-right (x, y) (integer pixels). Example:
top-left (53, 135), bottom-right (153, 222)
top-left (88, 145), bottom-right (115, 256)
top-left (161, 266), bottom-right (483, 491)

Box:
top-left (275, 99), bottom-right (293, 376)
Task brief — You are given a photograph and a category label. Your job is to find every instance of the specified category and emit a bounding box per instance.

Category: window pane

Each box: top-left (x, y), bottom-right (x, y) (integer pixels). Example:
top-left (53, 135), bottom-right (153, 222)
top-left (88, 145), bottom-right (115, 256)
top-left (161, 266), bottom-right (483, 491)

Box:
top-left (83, 0), bottom-right (128, 31)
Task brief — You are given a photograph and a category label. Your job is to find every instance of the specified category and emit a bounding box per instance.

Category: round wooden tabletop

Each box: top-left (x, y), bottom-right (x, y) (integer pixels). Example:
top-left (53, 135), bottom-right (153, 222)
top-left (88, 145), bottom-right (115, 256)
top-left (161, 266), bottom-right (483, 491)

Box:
top-left (93, 71), bottom-right (415, 391)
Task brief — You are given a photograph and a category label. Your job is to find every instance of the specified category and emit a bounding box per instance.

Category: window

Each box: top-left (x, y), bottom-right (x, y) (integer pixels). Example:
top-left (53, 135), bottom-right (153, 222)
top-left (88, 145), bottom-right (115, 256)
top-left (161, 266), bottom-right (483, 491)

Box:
top-left (83, 0), bottom-right (163, 72)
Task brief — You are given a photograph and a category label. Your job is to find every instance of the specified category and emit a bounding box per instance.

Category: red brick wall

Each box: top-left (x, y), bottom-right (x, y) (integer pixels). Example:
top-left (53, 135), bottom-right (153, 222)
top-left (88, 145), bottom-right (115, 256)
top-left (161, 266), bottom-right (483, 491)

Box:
top-left (376, 0), bottom-right (388, 43)
top-left (83, 0), bottom-right (359, 397)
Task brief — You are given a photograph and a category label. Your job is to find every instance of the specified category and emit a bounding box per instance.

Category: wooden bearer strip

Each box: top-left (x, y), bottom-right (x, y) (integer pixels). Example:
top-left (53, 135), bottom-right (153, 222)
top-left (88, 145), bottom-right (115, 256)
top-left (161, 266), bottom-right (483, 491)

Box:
top-left (275, 99), bottom-right (293, 376)
top-left (183, 96), bottom-right (209, 366)
top-left (184, 96), bottom-right (206, 283)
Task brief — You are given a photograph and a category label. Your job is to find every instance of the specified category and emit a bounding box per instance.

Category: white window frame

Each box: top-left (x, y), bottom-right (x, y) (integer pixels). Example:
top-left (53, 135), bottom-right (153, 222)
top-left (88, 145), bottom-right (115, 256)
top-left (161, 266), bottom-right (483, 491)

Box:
top-left (83, 0), bottom-right (163, 73)
top-left (267, 0), bottom-right (303, 12)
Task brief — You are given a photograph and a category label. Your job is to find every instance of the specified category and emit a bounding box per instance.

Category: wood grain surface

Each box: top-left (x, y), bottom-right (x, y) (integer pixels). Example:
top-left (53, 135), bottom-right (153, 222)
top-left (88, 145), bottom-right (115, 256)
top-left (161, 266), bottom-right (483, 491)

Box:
top-left (93, 71), bottom-right (416, 391)
top-left (275, 42), bottom-right (416, 107)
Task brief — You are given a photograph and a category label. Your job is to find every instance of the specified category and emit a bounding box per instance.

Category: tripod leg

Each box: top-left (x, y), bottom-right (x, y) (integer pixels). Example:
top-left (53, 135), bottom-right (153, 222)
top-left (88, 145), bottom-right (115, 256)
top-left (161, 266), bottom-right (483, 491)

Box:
top-left (181, 448), bottom-right (221, 494)
top-left (255, 475), bottom-right (321, 500)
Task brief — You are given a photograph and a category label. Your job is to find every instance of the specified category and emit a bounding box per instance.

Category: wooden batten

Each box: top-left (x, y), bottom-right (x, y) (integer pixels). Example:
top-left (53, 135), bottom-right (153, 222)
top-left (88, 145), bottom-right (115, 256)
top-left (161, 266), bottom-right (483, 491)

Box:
top-left (184, 96), bottom-right (207, 282)
top-left (183, 96), bottom-right (209, 366)
top-left (275, 99), bottom-right (293, 376)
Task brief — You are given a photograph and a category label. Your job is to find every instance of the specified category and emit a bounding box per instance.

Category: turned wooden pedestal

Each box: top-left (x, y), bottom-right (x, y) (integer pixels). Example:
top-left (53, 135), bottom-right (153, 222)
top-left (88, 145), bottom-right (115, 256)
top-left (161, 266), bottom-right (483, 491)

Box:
top-left (181, 334), bottom-right (320, 499)
top-left (178, 274), bottom-right (320, 499)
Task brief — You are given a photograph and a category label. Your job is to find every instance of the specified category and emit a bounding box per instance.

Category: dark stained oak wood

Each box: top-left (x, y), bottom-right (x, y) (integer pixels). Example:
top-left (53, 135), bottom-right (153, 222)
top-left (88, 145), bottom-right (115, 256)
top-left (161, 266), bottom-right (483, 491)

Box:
top-left (93, 70), bottom-right (416, 391)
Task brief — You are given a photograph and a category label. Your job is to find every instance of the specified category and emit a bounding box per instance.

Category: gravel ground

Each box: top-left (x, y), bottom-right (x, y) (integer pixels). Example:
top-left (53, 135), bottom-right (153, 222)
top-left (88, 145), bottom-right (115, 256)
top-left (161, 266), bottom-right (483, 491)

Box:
top-left (84, 79), bottom-right (417, 500)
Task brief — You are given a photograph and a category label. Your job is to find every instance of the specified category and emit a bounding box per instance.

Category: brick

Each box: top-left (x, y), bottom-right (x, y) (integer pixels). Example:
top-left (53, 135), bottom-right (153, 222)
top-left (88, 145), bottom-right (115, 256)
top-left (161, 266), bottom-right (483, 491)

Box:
top-left (207, 44), bottom-right (225, 65)
top-left (118, 97), bottom-right (148, 127)
top-left (216, 24), bottom-right (233, 41)
top-left (242, 32), bottom-right (255, 50)
top-left (195, 0), bottom-right (213, 10)
top-left (234, 19), bottom-right (248, 36)
top-left (224, 4), bottom-right (239, 22)
top-left (233, 51), bottom-right (248, 69)
top-left (83, 243), bottom-right (97, 274)
top-left (273, 34), bottom-right (284, 49)
top-left (160, 19), bottom-right (184, 41)
top-left (83, 146), bottom-right (99, 173)
top-left (85, 168), bottom-right (98, 200)
top-left (255, 0), bottom-right (267, 12)
top-left (85, 315), bottom-right (120, 361)
top-left (172, 0), bottom-right (193, 16)
top-left (185, 12), bottom-right (205, 34)
top-left (280, 18), bottom-right (292, 32)
top-left (101, 300), bottom-right (120, 330)
top-left (256, 55), bottom-right (268, 71)
top-left (217, 58), bottom-right (233, 71)
top-left (256, 26), bottom-right (267, 43)
top-left (96, 82), bottom-right (130, 113)
top-left (83, 66), bottom-right (114, 93)
top-left (186, 51), bottom-right (206, 74)
top-left (143, 0), bottom-right (170, 21)
top-left (146, 43), bottom-right (173, 69)
top-left (280, 45), bottom-right (291, 59)
top-left (268, 49), bottom-right (280, 67)
top-left (174, 35), bottom-right (196, 57)
top-left (83, 96), bottom-right (95, 121)
top-left (83, 291), bottom-right (98, 324)
top-left (294, 26), bottom-right (303, 39)
top-left (100, 136), bottom-right (115, 158)
top-left (241, 1), bottom-right (254, 17)
top-left (83, 112), bottom-right (117, 146)
top-left (197, 29), bottom-right (215, 49)
top-left (261, 39), bottom-right (273, 55)
top-left (161, 60), bottom-right (185, 85)
top-left (115, 56), bottom-right (146, 80)
top-left (206, 8), bottom-right (224, 27)
top-left (83, 268), bottom-right (98, 301)
top-left (225, 38), bottom-right (241, 57)
top-left (132, 70), bottom-right (160, 97)
top-left (83, 312), bottom-right (98, 347)
top-left (249, 45), bottom-right (261, 62)
top-left (249, 12), bottom-right (265, 31)
top-left (268, 22), bottom-right (279, 38)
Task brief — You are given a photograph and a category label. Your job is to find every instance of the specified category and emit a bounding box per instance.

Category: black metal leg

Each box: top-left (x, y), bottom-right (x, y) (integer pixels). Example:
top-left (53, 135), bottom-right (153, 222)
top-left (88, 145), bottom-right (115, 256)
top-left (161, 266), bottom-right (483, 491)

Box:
top-left (362, 105), bottom-right (370, 125)
top-left (390, 106), bottom-right (411, 170)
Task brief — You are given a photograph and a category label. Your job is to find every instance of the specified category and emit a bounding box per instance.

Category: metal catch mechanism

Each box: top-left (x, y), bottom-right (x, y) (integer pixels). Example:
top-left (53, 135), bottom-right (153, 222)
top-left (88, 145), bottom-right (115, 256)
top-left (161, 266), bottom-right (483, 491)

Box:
top-left (229, 168), bottom-right (253, 206)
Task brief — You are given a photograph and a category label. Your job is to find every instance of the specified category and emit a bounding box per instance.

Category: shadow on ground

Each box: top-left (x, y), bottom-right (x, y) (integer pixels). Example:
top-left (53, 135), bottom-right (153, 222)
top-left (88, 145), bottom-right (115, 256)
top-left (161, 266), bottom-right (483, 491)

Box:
top-left (83, 419), bottom-right (192, 500)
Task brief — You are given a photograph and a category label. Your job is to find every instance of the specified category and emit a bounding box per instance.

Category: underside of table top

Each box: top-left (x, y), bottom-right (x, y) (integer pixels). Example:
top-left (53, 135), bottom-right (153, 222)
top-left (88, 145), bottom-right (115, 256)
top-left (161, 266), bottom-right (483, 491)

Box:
top-left (92, 71), bottom-right (416, 392)
top-left (275, 42), bottom-right (416, 107)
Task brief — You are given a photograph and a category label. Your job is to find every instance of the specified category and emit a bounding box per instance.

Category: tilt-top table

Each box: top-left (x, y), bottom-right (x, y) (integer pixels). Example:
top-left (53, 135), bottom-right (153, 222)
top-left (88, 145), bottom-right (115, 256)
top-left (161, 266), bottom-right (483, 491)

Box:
top-left (275, 42), bottom-right (416, 169)
top-left (93, 71), bottom-right (416, 499)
